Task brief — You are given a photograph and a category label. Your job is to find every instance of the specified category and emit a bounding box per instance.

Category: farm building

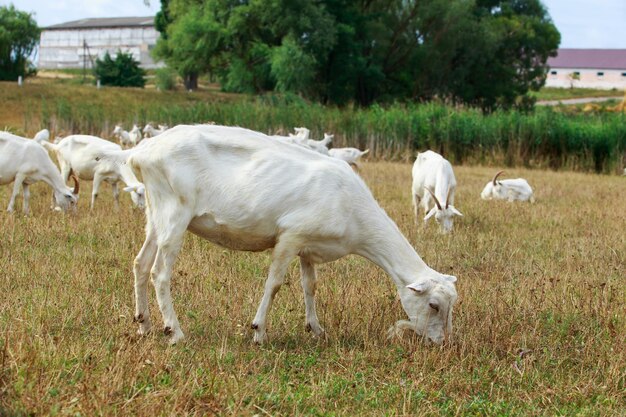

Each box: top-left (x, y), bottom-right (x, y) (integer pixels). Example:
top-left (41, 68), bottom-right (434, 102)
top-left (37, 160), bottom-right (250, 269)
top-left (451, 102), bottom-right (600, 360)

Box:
top-left (38, 16), bottom-right (161, 70)
top-left (545, 49), bottom-right (626, 89)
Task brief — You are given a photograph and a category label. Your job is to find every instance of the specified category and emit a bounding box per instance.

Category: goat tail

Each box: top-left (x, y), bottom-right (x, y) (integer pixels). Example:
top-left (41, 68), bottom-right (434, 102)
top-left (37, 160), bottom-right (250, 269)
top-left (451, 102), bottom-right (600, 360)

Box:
top-left (40, 140), bottom-right (57, 153)
top-left (361, 149), bottom-right (370, 156)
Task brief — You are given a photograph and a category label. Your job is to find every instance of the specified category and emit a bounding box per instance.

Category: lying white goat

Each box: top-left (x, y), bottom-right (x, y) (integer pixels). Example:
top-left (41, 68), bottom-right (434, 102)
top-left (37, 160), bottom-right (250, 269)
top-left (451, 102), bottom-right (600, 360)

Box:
top-left (33, 129), bottom-right (50, 144)
top-left (411, 151), bottom-right (463, 233)
top-left (481, 171), bottom-right (535, 203)
top-left (142, 123), bottom-right (168, 138)
top-left (112, 125), bottom-right (133, 148)
top-left (120, 125), bottom-right (458, 346)
top-left (0, 131), bottom-right (78, 214)
top-left (328, 147), bottom-right (370, 170)
top-left (43, 135), bottom-right (145, 209)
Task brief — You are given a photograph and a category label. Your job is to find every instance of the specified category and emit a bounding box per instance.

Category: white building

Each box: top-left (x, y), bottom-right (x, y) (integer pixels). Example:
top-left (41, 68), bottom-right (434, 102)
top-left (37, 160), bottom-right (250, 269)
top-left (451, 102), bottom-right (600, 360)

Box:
top-left (38, 16), bottom-right (161, 70)
top-left (545, 49), bottom-right (626, 90)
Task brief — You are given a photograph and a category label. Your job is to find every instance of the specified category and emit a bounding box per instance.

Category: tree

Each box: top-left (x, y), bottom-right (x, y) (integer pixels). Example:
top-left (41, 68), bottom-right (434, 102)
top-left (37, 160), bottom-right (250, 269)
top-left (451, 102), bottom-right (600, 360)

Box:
top-left (94, 51), bottom-right (146, 87)
top-left (0, 5), bottom-right (40, 81)
top-left (153, 0), bottom-right (560, 109)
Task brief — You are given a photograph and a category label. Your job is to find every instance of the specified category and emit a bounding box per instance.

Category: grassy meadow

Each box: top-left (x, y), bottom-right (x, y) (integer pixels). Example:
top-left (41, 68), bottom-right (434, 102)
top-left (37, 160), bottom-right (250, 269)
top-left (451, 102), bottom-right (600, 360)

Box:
top-left (1, 162), bottom-right (624, 416)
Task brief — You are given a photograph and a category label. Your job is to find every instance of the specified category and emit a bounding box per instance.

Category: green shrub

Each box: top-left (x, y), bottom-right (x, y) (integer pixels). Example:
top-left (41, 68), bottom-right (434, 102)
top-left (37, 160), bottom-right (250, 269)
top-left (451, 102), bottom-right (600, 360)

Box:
top-left (94, 51), bottom-right (146, 88)
top-left (155, 67), bottom-right (176, 91)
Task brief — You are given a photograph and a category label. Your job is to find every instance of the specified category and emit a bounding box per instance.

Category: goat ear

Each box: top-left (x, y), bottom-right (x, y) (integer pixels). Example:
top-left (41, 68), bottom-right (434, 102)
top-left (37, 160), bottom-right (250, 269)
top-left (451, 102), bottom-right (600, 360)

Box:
top-left (442, 274), bottom-right (457, 284)
top-left (424, 207), bottom-right (437, 221)
top-left (449, 206), bottom-right (463, 217)
top-left (406, 281), bottom-right (432, 294)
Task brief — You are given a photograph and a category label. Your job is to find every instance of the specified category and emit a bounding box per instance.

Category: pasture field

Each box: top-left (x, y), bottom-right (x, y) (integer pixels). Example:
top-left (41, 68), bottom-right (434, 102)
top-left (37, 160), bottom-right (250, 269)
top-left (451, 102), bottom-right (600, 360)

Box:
top-left (0, 162), bottom-right (624, 416)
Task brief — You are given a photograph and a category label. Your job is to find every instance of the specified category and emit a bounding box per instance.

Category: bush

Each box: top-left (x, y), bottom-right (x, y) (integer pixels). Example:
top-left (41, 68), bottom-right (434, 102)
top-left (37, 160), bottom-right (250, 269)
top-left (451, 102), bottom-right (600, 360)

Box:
top-left (94, 51), bottom-right (146, 88)
top-left (0, 5), bottom-right (40, 81)
top-left (155, 67), bottom-right (176, 91)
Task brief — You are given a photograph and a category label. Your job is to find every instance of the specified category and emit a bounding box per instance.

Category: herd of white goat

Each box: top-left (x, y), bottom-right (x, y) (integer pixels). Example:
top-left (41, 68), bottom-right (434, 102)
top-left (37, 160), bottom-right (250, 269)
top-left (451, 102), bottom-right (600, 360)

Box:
top-left (1, 123), bottom-right (537, 346)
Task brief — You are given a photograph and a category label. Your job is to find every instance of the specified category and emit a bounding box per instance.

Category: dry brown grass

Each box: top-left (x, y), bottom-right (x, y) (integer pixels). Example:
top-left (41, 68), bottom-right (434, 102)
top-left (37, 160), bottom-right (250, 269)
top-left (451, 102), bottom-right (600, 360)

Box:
top-left (0, 162), bottom-right (624, 416)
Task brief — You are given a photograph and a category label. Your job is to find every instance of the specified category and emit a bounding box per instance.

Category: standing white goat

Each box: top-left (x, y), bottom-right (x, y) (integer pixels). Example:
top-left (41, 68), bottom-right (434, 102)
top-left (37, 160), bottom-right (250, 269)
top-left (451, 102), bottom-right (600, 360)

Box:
top-left (0, 132), bottom-right (78, 214)
top-left (120, 125), bottom-right (458, 346)
top-left (129, 125), bottom-right (143, 147)
top-left (43, 135), bottom-right (145, 209)
top-left (480, 171), bottom-right (535, 203)
top-left (411, 151), bottom-right (463, 233)
top-left (328, 147), bottom-right (370, 170)
top-left (33, 129), bottom-right (50, 144)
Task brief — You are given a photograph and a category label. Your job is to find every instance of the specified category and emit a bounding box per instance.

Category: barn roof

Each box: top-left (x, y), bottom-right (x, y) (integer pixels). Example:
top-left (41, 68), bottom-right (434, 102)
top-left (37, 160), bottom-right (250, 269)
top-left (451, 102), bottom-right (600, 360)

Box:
top-left (547, 49), bottom-right (626, 70)
top-left (45, 16), bottom-right (155, 30)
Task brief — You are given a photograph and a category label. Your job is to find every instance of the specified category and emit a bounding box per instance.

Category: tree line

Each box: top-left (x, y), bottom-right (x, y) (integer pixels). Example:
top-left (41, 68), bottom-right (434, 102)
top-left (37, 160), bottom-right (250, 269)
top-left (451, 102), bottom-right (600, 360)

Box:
top-left (153, 0), bottom-right (560, 110)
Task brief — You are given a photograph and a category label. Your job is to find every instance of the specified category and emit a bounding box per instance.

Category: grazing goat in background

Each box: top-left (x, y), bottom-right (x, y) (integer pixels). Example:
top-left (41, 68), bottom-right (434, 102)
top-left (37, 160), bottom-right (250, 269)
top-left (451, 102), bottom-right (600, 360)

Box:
top-left (411, 151), bottom-right (463, 233)
top-left (481, 171), bottom-right (535, 203)
top-left (119, 125), bottom-right (458, 345)
top-left (112, 125), bottom-right (133, 148)
top-left (307, 133), bottom-right (333, 155)
top-left (328, 147), bottom-right (370, 170)
top-left (143, 123), bottom-right (168, 138)
top-left (0, 132), bottom-right (78, 214)
top-left (43, 135), bottom-right (145, 209)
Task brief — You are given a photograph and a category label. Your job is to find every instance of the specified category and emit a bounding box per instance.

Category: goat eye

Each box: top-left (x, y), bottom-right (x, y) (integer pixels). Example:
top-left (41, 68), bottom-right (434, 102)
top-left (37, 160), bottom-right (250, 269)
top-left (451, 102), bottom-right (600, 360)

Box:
top-left (428, 302), bottom-right (440, 312)
top-left (65, 194), bottom-right (73, 200)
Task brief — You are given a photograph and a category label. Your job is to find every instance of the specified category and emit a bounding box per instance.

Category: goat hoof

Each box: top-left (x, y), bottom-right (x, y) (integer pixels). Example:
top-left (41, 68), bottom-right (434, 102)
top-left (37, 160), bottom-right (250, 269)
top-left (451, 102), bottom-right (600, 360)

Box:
top-left (305, 323), bottom-right (312, 332)
top-left (163, 326), bottom-right (173, 336)
top-left (251, 323), bottom-right (258, 330)
top-left (133, 314), bottom-right (144, 323)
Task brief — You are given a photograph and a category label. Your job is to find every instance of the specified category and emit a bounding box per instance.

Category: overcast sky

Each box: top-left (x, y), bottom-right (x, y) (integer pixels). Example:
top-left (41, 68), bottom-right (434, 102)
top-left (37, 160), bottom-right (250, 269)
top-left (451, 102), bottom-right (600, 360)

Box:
top-left (3, 0), bottom-right (625, 49)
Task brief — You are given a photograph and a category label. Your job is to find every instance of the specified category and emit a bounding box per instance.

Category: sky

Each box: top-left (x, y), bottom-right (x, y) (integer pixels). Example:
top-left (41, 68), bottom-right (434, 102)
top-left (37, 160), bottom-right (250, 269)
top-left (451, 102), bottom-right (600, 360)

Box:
top-left (2, 0), bottom-right (626, 49)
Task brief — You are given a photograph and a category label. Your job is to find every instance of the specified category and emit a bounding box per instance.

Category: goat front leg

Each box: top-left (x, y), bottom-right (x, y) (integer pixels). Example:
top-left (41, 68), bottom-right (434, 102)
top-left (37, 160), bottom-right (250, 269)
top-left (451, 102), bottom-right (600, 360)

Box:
top-left (150, 210), bottom-right (191, 344)
top-left (252, 240), bottom-right (299, 344)
top-left (300, 258), bottom-right (324, 337)
top-left (7, 174), bottom-right (25, 213)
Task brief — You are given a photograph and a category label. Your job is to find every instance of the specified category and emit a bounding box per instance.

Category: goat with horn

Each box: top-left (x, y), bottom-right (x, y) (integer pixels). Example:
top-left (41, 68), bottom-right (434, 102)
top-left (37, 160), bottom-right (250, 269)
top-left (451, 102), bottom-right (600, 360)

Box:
top-left (480, 170), bottom-right (535, 203)
top-left (411, 150), bottom-right (463, 233)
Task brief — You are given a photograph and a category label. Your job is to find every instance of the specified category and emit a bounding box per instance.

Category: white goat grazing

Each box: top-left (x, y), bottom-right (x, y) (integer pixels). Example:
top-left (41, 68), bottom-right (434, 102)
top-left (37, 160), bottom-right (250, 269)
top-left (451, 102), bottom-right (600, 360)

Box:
top-left (43, 135), bottom-right (145, 209)
top-left (0, 132), bottom-right (78, 214)
top-left (411, 151), bottom-right (463, 233)
top-left (328, 147), bottom-right (370, 170)
top-left (142, 123), bottom-right (168, 138)
top-left (120, 125), bottom-right (458, 345)
top-left (112, 125), bottom-right (133, 148)
top-left (481, 171), bottom-right (535, 203)
top-left (306, 133), bottom-right (333, 155)
top-left (33, 129), bottom-right (50, 144)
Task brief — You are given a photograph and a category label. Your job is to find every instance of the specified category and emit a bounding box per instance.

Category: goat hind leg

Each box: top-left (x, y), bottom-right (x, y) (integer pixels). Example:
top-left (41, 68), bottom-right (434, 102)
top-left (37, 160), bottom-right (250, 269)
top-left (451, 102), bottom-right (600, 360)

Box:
top-left (7, 174), bottom-right (25, 213)
top-left (252, 241), bottom-right (299, 344)
top-left (300, 258), bottom-right (324, 337)
top-left (150, 211), bottom-right (191, 344)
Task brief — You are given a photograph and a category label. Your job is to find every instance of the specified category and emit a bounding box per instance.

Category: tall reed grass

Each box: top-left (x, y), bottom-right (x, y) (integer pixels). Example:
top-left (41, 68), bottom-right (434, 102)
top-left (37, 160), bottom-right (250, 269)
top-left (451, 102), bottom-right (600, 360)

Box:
top-left (35, 96), bottom-right (626, 173)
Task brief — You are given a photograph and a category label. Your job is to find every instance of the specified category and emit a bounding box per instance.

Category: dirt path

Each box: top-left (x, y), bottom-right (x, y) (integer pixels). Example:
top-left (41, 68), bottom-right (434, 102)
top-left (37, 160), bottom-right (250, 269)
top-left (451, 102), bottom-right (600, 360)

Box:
top-left (536, 96), bottom-right (622, 106)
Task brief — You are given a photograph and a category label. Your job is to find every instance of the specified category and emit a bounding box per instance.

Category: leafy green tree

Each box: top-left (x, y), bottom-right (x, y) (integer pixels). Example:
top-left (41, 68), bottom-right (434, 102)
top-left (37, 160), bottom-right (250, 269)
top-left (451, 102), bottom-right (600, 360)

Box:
top-left (0, 5), bottom-right (40, 81)
top-left (94, 51), bottom-right (146, 87)
top-left (153, 0), bottom-right (559, 109)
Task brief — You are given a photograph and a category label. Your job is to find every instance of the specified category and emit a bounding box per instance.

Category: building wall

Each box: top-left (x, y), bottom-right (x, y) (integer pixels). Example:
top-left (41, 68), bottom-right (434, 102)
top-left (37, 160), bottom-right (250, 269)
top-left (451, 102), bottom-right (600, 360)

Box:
top-left (545, 68), bottom-right (626, 89)
top-left (39, 26), bottom-right (162, 69)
